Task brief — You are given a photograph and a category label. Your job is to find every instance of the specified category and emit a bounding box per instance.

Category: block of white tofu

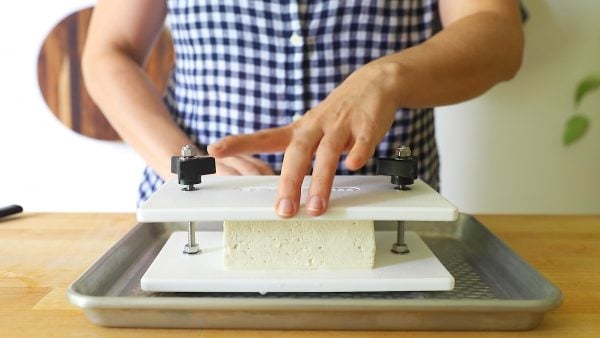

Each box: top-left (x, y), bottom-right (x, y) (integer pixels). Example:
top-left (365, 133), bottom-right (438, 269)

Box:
top-left (223, 220), bottom-right (376, 270)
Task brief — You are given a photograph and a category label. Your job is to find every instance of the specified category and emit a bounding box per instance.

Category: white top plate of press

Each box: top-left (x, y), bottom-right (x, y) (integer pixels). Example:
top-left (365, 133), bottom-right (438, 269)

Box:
top-left (137, 176), bottom-right (458, 222)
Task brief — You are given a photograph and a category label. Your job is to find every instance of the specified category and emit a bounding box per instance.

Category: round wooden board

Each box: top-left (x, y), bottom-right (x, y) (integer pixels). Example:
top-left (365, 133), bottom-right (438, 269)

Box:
top-left (37, 7), bottom-right (174, 141)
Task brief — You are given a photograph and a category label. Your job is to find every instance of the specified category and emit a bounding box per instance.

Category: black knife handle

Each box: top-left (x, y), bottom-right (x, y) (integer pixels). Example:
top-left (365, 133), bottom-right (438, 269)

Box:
top-left (0, 205), bottom-right (23, 219)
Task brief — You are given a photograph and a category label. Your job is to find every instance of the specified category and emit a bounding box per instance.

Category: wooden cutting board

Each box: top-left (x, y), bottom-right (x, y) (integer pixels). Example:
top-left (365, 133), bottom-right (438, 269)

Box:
top-left (37, 7), bottom-right (174, 141)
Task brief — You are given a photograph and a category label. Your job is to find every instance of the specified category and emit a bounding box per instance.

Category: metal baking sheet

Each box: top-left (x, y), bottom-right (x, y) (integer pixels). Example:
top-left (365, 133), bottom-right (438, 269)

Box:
top-left (67, 214), bottom-right (562, 330)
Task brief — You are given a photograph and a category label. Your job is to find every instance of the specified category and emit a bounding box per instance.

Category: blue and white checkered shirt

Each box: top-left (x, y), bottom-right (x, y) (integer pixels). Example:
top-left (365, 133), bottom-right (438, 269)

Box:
top-left (139, 0), bottom-right (440, 204)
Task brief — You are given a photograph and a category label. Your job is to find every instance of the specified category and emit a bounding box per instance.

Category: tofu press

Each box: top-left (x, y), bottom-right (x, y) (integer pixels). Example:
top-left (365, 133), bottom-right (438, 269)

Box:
top-left (138, 143), bottom-right (456, 293)
top-left (170, 144), bottom-right (419, 256)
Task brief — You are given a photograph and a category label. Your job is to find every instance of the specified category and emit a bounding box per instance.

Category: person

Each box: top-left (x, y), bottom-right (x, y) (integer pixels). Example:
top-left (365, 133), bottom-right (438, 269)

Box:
top-left (83, 0), bottom-right (523, 218)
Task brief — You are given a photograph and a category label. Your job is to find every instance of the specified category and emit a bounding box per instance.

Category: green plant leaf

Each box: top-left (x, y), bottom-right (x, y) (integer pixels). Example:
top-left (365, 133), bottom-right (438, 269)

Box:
top-left (563, 114), bottom-right (590, 145)
top-left (575, 73), bottom-right (600, 106)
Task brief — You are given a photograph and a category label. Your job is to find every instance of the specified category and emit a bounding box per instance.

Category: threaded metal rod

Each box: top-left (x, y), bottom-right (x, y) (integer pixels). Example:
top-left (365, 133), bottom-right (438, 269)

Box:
top-left (188, 221), bottom-right (195, 243)
top-left (391, 220), bottom-right (410, 254)
top-left (183, 221), bottom-right (201, 254)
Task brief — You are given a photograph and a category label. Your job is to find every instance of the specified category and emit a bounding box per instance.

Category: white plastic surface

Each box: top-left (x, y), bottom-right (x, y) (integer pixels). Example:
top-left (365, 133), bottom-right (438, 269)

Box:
top-left (141, 231), bottom-right (455, 294)
top-left (137, 176), bottom-right (458, 222)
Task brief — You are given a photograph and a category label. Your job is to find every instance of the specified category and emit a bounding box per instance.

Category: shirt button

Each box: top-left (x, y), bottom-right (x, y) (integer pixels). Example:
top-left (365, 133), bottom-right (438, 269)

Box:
top-left (289, 33), bottom-right (303, 47)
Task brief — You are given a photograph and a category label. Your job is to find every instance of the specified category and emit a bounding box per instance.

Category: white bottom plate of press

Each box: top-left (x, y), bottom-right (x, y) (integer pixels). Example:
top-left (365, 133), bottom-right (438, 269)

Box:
top-left (141, 231), bottom-right (454, 294)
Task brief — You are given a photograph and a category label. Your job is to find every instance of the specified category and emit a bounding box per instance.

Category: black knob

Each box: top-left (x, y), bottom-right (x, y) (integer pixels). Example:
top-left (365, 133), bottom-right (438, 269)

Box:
top-left (376, 145), bottom-right (418, 190)
top-left (171, 145), bottom-right (216, 191)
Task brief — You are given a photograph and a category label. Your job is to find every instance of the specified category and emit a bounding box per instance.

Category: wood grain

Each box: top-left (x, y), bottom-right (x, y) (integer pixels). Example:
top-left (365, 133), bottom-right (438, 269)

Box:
top-left (0, 213), bottom-right (598, 337)
top-left (37, 7), bottom-right (174, 141)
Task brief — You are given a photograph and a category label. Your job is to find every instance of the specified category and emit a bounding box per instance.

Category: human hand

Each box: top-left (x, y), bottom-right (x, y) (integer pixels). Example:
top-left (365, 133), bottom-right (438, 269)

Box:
top-left (215, 154), bottom-right (274, 175)
top-left (208, 61), bottom-right (402, 217)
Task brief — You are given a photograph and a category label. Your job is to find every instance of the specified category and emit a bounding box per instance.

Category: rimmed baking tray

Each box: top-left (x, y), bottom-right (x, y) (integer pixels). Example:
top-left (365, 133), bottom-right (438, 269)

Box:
top-left (67, 214), bottom-right (562, 330)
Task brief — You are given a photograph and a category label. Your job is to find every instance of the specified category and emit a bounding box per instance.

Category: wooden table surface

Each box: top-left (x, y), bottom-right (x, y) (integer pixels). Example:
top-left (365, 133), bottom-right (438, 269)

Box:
top-left (0, 213), bottom-right (598, 337)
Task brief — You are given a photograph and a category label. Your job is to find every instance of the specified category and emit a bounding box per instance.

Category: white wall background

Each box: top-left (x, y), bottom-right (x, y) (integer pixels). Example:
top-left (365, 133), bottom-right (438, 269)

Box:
top-left (0, 0), bottom-right (145, 212)
top-left (0, 0), bottom-right (598, 214)
top-left (436, 0), bottom-right (600, 213)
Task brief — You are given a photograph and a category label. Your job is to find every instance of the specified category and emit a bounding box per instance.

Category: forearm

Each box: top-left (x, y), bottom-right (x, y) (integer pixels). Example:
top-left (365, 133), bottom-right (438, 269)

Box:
top-left (369, 10), bottom-right (524, 108)
top-left (82, 51), bottom-right (191, 179)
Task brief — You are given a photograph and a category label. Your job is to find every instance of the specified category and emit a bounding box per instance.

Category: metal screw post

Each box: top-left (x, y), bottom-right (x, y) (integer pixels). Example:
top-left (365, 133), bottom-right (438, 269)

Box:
top-left (395, 145), bottom-right (411, 158)
top-left (183, 221), bottom-right (201, 254)
top-left (181, 145), bottom-right (197, 191)
top-left (181, 144), bottom-right (196, 157)
top-left (391, 220), bottom-right (410, 254)
top-left (394, 145), bottom-right (412, 190)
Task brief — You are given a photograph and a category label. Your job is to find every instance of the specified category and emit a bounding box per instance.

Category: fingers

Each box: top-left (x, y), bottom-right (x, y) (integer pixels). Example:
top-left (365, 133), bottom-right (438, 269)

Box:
top-left (306, 131), bottom-right (349, 216)
top-left (275, 128), bottom-right (322, 218)
top-left (241, 155), bottom-right (275, 175)
top-left (206, 102), bottom-right (385, 219)
top-left (215, 161), bottom-right (240, 175)
top-left (222, 156), bottom-right (263, 175)
top-left (211, 127), bottom-right (378, 218)
top-left (207, 126), bottom-right (292, 158)
top-left (345, 133), bottom-right (377, 171)
top-left (215, 155), bottom-right (274, 175)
